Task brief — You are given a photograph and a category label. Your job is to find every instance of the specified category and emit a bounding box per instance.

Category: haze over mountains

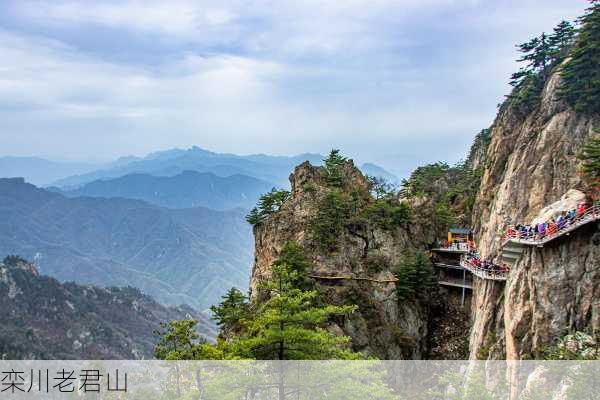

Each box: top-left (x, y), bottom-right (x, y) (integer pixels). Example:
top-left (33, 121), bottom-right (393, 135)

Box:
top-left (56, 171), bottom-right (274, 210)
top-left (0, 156), bottom-right (102, 187)
top-left (0, 146), bottom-right (397, 313)
top-left (0, 178), bottom-right (253, 310)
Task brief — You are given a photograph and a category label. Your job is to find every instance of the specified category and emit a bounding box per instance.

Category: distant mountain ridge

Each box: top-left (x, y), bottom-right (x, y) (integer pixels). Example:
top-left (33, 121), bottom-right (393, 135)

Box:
top-left (56, 170), bottom-right (274, 210)
top-left (0, 178), bottom-right (253, 310)
top-left (49, 147), bottom-right (397, 189)
top-left (0, 257), bottom-right (215, 359)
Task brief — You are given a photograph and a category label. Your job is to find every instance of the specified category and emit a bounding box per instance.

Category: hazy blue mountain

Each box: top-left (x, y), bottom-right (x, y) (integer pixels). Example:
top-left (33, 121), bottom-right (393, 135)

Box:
top-left (360, 163), bottom-right (399, 185)
top-left (0, 156), bottom-right (103, 186)
top-left (51, 147), bottom-right (325, 188)
top-left (58, 170), bottom-right (274, 210)
top-left (0, 178), bottom-right (253, 310)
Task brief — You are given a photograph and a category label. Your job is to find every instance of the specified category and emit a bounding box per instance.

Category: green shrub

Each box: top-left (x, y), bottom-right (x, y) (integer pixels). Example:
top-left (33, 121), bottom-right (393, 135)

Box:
top-left (309, 189), bottom-right (351, 251)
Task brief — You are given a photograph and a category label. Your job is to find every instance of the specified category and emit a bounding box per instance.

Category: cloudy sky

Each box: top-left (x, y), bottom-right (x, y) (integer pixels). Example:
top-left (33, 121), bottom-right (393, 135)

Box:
top-left (0, 0), bottom-right (587, 177)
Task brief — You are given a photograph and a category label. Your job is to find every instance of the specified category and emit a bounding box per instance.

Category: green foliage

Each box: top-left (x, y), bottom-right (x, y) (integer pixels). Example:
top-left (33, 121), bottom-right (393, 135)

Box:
top-left (231, 245), bottom-right (360, 360)
top-left (363, 253), bottom-right (390, 274)
top-left (154, 320), bottom-right (224, 360)
top-left (323, 149), bottom-right (348, 187)
top-left (393, 251), bottom-right (435, 301)
top-left (272, 241), bottom-right (315, 291)
top-left (559, 1), bottom-right (600, 114)
top-left (400, 162), bottom-right (451, 198)
top-left (309, 189), bottom-right (351, 251)
top-left (2, 255), bottom-right (28, 267)
top-left (164, 242), bottom-right (361, 360)
top-left (246, 188), bottom-right (291, 226)
top-left (400, 159), bottom-right (480, 231)
top-left (505, 19), bottom-right (577, 114)
top-left (435, 203), bottom-right (458, 227)
top-left (579, 133), bottom-right (600, 184)
top-left (210, 288), bottom-right (249, 336)
top-left (549, 20), bottom-right (578, 60)
top-left (361, 199), bottom-right (411, 231)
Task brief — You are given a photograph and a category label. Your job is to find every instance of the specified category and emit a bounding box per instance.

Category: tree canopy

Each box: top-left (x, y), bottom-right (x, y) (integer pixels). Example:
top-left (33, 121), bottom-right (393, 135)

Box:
top-left (579, 133), bottom-right (600, 187)
top-left (231, 243), bottom-right (359, 360)
top-left (558, 1), bottom-right (600, 114)
top-left (156, 242), bottom-right (361, 360)
top-left (324, 149), bottom-right (348, 187)
top-left (246, 188), bottom-right (291, 226)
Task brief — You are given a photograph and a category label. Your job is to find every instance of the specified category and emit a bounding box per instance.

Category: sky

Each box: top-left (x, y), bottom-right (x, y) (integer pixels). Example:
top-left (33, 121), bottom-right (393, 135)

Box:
top-left (0, 0), bottom-right (589, 178)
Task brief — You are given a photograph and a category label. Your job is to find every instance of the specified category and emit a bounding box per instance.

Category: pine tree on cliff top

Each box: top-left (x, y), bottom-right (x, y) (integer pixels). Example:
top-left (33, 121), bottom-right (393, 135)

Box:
top-left (324, 149), bottom-right (348, 187)
top-left (549, 20), bottom-right (577, 60)
top-left (559, 0), bottom-right (600, 114)
top-left (246, 187), bottom-right (291, 226)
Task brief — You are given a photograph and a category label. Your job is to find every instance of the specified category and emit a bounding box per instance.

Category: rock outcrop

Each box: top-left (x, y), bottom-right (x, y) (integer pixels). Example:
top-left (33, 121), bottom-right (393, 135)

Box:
top-left (469, 65), bottom-right (600, 359)
top-left (250, 160), bottom-right (433, 359)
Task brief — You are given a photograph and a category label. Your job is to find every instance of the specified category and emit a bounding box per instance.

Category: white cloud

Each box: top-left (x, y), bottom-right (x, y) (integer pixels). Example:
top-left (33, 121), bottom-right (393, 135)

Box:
top-left (0, 0), bottom-right (590, 174)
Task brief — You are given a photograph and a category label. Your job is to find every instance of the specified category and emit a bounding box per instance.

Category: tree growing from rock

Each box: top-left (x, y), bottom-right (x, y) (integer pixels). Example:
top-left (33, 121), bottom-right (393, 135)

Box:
top-left (246, 188), bottom-right (291, 226)
top-left (559, 0), bottom-right (600, 114)
top-left (231, 243), bottom-right (360, 360)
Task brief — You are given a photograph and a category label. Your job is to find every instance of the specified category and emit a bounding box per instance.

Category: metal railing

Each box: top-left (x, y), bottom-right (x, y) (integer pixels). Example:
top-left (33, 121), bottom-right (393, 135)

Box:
top-left (501, 205), bottom-right (600, 247)
top-left (460, 256), bottom-right (509, 281)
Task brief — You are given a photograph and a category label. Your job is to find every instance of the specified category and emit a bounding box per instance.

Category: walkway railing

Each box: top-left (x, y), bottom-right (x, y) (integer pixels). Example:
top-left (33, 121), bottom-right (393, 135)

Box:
top-left (501, 205), bottom-right (600, 247)
top-left (460, 256), bottom-right (509, 281)
top-left (309, 275), bottom-right (399, 283)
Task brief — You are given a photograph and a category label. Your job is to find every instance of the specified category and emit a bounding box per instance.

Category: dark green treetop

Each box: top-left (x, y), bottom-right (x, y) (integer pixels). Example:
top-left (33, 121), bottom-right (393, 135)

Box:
top-left (558, 0), bottom-right (600, 114)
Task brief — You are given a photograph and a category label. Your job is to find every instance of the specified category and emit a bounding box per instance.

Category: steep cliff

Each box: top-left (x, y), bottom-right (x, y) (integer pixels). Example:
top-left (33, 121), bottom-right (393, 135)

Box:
top-left (469, 64), bottom-right (600, 359)
top-left (250, 160), bottom-right (434, 359)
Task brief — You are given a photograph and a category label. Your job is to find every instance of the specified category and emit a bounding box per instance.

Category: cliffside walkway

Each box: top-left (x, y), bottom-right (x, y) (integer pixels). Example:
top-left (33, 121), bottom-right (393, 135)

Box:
top-left (501, 205), bottom-right (600, 247)
top-left (460, 257), bottom-right (508, 281)
top-left (309, 275), bottom-right (399, 283)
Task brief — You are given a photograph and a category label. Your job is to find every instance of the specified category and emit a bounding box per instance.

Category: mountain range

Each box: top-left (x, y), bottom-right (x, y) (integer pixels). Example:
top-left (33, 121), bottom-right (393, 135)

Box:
top-left (0, 147), bottom-right (397, 314)
top-left (0, 257), bottom-right (216, 359)
top-left (54, 170), bottom-right (274, 210)
top-left (1, 147), bottom-right (397, 190)
top-left (0, 178), bottom-right (253, 310)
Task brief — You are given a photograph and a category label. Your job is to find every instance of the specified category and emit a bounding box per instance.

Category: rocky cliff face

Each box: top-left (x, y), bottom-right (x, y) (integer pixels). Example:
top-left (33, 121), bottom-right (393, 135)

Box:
top-left (250, 161), bottom-right (433, 359)
top-left (470, 66), bottom-right (600, 359)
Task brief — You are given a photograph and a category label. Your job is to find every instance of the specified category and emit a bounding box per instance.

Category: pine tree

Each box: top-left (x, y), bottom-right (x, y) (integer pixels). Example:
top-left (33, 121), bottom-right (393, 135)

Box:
top-left (323, 149), bottom-right (348, 187)
top-left (245, 188), bottom-right (291, 226)
top-left (559, 1), bottom-right (600, 114)
top-left (308, 189), bottom-right (351, 251)
top-left (154, 320), bottom-right (224, 360)
top-left (271, 241), bottom-right (314, 291)
top-left (549, 20), bottom-right (577, 60)
top-left (231, 246), bottom-right (359, 360)
top-left (210, 288), bottom-right (250, 337)
top-left (394, 251), bottom-right (435, 301)
top-left (579, 133), bottom-right (600, 187)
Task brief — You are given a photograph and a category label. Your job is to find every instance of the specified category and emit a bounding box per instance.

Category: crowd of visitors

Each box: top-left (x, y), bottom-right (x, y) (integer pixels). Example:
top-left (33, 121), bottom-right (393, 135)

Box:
top-left (464, 251), bottom-right (510, 275)
top-left (505, 202), bottom-right (598, 242)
